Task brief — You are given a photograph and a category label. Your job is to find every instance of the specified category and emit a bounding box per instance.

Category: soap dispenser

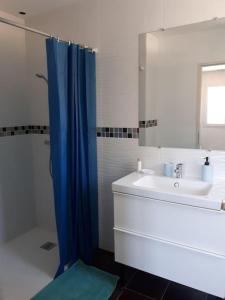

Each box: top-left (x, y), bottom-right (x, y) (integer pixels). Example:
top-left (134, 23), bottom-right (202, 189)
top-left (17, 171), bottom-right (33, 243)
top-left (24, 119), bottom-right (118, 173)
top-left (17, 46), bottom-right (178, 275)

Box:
top-left (201, 157), bottom-right (213, 183)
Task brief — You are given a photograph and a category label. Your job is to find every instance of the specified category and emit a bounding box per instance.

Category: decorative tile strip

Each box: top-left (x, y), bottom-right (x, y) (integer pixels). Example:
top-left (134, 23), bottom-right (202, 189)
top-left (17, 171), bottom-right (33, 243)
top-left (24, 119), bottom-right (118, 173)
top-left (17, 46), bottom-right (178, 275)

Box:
top-left (96, 120), bottom-right (157, 139)
top-left (0, 125), bottom-right (139, 139)
top-left (0, 125), bottom-right (49, 137)
top-left (96, 127), bottom-right (139, 139)
top-left (0, 124), bottom-right (158, 140)
top-left (139, 119), bottom-right (158, 128)
top-left (29, 125), bottom-right (49, 134)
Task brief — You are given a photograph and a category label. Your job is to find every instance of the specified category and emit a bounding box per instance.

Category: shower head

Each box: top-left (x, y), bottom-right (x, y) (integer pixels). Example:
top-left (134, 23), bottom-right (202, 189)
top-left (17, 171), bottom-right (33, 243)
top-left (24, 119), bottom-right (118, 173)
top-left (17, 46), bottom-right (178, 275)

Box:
top-left (35, 73), bottom-right (48, 84)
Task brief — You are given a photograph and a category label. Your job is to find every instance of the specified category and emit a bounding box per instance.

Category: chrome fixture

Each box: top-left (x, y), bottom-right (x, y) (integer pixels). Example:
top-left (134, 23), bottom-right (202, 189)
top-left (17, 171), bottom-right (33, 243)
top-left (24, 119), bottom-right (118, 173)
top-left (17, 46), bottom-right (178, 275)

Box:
top-left (174, 182), bottom-right (180, 188)
top-left (174, 163), bottom-right (183, 179)
top-left (0, 16), bottom-right (98, 52)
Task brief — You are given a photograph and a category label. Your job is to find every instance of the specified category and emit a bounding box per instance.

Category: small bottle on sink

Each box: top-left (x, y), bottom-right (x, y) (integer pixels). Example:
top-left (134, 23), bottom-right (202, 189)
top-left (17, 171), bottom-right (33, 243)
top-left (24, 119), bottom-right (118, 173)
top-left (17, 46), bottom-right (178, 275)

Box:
top-left (163, 162), bottom-right (174, 177)
top-left (137, 158), bottom-right (142, 173)
top-left (201, 157), bottom-right (213, 183)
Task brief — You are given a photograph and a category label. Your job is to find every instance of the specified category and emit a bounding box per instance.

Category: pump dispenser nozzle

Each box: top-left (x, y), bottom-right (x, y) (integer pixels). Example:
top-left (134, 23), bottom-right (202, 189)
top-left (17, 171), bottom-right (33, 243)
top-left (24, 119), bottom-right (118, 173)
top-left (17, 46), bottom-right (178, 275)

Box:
top-left (204, 157), bottom-right (210, 166)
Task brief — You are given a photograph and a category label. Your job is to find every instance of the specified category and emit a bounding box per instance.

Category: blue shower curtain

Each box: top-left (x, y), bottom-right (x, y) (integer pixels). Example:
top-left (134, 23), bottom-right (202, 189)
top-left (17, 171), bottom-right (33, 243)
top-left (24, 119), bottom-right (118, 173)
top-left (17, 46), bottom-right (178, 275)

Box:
top-left (46, 38), bottom-right (98, 277)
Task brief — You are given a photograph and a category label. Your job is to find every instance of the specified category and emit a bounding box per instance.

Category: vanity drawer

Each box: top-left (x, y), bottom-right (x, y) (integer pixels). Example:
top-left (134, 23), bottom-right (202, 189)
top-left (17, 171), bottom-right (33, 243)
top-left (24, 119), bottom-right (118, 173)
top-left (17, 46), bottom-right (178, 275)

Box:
top-left (114, 228), bottom-right (225, 298)
top-left (114, 192), bottom-right (225, 255)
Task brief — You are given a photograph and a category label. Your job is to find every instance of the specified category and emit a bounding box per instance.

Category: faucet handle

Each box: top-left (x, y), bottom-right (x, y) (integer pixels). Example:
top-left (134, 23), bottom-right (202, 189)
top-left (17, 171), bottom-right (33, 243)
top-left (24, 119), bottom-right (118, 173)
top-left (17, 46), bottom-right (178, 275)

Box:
top-left (176, 163), bottom-right (184, 168)
top-left (174, 163), bottom-right (184, 178)
top-left (177, 163), bottom-right (183, 167)
top-left (175, 163), bottom-right (183, 169)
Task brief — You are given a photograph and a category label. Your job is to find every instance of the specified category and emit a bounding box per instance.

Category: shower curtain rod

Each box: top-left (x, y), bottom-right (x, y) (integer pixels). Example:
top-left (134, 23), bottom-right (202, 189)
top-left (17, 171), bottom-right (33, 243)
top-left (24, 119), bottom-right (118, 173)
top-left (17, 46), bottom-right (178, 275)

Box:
top-left (0, 16), bottom-right (98, 52)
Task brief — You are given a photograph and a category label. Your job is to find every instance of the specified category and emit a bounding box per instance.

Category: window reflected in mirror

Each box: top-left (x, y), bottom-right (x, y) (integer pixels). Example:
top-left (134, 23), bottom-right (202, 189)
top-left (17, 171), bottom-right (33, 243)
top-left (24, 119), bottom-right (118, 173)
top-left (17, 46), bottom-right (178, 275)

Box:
top-left (200, 64), bottom-right (225, 149)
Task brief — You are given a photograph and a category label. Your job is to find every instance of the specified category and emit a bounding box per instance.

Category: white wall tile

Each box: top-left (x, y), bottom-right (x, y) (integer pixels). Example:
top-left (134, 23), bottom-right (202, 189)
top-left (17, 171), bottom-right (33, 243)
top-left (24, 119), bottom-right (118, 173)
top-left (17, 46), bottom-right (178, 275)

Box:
top-left (30, 135), bottom-right (56, 231)
top-left (0, 136), bottom-right (36, 244)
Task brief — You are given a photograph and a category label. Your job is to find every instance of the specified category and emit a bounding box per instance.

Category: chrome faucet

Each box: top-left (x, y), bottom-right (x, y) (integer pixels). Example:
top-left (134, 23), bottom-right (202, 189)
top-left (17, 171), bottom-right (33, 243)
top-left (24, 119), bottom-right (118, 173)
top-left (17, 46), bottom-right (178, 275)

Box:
top-left (174, 163), bottom-right (183, 178)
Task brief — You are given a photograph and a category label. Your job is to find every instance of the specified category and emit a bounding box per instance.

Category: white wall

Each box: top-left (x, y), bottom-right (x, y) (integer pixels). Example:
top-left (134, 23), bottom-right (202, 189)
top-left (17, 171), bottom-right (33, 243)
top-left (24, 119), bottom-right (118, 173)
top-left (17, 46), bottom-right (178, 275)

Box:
top-left (26, 0), bottom-right (225, 251)
top-left (0, 11), bottom-right (36, 243)
top-left (0, 11), bottom-right (28, 126)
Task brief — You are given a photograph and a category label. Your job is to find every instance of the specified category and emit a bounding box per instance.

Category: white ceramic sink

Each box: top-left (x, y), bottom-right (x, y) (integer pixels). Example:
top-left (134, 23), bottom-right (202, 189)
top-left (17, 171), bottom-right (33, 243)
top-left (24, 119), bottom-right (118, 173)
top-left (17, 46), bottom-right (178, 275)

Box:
top-left (134, 175), bottom-right (212, 197)
top-left (112, 172), bottom-right (225, 211)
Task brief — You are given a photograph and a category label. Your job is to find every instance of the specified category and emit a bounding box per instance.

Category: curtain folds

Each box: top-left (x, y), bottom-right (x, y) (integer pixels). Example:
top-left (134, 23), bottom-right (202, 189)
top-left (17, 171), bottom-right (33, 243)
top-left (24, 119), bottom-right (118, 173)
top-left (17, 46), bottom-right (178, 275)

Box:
top-left (46, 38), bottom-right (98, 277)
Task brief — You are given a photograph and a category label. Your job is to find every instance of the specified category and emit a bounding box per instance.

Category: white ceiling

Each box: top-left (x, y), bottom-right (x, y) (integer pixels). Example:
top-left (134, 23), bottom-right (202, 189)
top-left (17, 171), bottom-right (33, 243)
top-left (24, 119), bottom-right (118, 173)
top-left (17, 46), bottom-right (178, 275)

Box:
top-left (0, 0), bottom-right (79, 18)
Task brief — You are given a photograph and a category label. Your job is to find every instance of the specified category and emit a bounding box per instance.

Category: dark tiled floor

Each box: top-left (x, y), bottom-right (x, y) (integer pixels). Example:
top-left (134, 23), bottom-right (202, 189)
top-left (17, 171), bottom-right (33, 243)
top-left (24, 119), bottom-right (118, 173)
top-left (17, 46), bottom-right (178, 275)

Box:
top-left (207, 296), bottom-right (222, 300)
top-left (117, 290), bottom-right (150, 300)
top-left (127, 271), bottom-right (169, 300)
top-left (92, 249), bottom-right (222, 300)
top-left (163, 282), bottom-right (207, 300)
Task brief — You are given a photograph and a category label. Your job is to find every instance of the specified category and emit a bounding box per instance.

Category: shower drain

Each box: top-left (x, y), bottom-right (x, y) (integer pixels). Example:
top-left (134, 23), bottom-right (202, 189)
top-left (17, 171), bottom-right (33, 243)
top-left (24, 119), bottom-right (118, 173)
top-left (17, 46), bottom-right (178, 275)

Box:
top-left (40, 241), bottom-right (57, 251)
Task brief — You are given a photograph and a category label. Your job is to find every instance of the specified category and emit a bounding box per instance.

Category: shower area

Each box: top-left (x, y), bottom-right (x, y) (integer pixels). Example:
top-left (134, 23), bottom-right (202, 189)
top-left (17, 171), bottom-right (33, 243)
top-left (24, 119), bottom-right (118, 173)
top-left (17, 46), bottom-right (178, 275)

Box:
top-left (0, 12), bottom-right (58, 300)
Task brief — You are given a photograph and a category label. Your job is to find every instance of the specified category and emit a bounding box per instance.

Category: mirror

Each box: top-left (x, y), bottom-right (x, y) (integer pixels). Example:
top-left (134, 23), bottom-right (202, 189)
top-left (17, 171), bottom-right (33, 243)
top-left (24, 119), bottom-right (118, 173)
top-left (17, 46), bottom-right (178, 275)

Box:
top-left (139, 18), bottom-right (225, 150)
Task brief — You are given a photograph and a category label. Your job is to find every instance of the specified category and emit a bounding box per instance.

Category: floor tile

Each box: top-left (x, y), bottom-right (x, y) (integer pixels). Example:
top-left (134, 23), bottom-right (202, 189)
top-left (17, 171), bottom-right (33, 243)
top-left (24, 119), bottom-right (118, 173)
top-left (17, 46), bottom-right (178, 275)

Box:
top-left (92, 250), bottom-right (138, 298)
top-left (207, 295), bottom-right (223, 300)
top-left (95, 257), bottom-right (136, 288)
top-left (105, 261), bottom-right (136, 281)
top-left (101, 260), bottom-right (121, 275)
top-left (92, 249), bottom-right (114, 270)
top-left (109, 288), bottom-right (122, 300)
top-left (118, 289), bottom-right (151, 300)
top-left (127, 271), bottom-right (169, 300)
top-left (163, 282), bottom-right (207, 300)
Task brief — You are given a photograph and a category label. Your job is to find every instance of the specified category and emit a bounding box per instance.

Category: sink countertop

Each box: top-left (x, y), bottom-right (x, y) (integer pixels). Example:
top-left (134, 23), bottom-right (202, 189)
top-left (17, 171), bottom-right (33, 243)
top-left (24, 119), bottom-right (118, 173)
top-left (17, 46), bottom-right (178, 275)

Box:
top-left (112, 172), bottom-right (225, 211)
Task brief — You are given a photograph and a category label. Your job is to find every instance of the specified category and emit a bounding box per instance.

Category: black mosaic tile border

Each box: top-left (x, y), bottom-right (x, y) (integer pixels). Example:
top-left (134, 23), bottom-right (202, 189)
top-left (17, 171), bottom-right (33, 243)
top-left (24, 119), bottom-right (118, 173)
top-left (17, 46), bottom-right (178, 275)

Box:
top-left (139, 119), bottom-right (158, 128)
top-left (0, 125), bottom-right (49, 137)
top-left (96, 127), bottom-right (139, 139)
top-left (29, 125), bottom-right (49, 134)
top-left (0, 123), bottom-right (153, 139)
top-left (0, 125), bottom-right (139, 139)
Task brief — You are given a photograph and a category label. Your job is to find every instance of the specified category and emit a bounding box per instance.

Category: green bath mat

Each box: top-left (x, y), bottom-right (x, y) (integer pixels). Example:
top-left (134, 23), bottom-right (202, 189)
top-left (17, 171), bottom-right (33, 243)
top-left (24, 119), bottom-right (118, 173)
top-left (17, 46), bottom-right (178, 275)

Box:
top-left (31, 260), bottom-right (119, 300)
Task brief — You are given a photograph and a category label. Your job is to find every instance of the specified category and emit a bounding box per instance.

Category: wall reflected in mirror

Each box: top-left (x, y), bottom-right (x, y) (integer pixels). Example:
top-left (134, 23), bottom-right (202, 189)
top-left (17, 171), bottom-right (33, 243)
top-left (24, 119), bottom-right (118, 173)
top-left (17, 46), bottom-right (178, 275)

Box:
top-left (139, 18), bottom-right (225, 150)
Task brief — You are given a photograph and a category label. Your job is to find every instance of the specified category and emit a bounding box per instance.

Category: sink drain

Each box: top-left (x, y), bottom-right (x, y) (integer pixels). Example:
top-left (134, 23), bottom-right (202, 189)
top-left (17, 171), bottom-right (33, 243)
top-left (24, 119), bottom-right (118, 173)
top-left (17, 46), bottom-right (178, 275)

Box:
top-left (174, 182), bottom-right (180, 188)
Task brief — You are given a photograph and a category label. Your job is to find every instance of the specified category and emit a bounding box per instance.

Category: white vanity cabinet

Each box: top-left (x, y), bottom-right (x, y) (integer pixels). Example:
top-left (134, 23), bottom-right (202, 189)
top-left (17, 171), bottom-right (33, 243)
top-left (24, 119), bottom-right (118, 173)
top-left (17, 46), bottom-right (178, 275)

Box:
top-left (112, 172), bottom-right (225, 298)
